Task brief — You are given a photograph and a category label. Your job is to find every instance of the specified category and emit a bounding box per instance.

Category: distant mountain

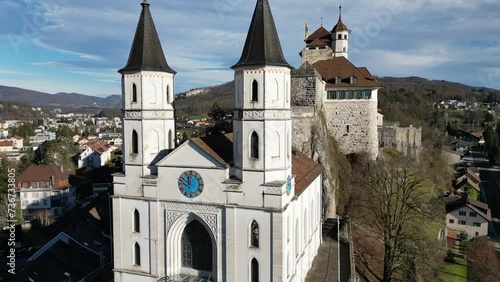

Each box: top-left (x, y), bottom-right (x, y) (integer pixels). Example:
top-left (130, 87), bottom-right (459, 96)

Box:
top-left (0, 85), bottom-right (121, 110)
top-left (3, 76), bottom-right (499, 117)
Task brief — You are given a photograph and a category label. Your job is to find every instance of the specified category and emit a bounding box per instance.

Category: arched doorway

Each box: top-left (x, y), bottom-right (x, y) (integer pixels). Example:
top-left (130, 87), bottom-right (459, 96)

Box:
top-left (181, 220), bottom-right (213, 272)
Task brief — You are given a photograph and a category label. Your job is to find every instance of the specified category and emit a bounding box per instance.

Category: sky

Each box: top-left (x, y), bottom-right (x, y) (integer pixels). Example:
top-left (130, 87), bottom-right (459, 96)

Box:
top-left (1, 0), bottom-right (500, 97)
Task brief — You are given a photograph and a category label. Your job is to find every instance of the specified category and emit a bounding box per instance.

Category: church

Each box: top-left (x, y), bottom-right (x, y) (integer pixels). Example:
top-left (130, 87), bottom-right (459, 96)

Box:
top-left (112, 1), bottom-right (323, 281)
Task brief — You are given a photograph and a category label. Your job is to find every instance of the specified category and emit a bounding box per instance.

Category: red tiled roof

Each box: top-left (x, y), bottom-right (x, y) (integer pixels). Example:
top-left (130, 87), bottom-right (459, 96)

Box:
top-left (16, 165), bottom-right (70, 190)
top-left (291, 150), bottom-right (323, 196)
top-left (314, 57), bottom-right (380, 87)
top-left (190, 134), bottom-right (322, 195)
top-left (307, 38), bottom-right (329, 47)
top-left (445, 195), bottom-right (491, 222)
top-left (12, 135), bottom-right (23, 140)
top-left (306, 26), bottom-right (331, 43)
top-left (0, 140), bottom-right (14, 147)
top-left (90, 140), bottom-right (110, 156)
top-left (332, 17), bottom-right (349, 32)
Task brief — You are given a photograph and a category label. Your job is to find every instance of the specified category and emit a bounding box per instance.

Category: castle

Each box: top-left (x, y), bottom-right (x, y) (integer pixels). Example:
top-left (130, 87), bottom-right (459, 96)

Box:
top-left (291, 6), bottom-right (380, 159)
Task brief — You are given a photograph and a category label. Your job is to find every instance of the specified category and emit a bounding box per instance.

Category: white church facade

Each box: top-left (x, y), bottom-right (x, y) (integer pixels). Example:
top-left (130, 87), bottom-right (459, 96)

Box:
top-left (112, 1), bottom-right (323, 281)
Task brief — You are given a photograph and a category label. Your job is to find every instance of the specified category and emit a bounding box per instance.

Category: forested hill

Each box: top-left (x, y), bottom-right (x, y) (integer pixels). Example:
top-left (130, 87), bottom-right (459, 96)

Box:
top-left (174, 76), bottom-right (500, 119)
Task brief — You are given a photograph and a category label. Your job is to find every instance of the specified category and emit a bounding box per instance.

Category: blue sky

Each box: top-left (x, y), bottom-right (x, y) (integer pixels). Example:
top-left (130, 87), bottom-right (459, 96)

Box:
top-left (1, 0), bottom-right (500, 97)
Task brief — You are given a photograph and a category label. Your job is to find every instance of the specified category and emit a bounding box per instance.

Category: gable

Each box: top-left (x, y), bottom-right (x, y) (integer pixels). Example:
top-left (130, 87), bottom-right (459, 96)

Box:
top-left (157, 140), bottom-right (227, 169)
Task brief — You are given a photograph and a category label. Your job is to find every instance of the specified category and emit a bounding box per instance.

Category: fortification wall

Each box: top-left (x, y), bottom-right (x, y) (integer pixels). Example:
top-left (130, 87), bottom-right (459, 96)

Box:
top-left (378, 125), bottom-right (422, 157)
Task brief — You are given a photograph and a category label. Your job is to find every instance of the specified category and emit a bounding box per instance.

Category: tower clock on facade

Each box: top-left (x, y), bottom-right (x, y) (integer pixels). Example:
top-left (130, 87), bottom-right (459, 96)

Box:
top-left (178, 170), bottom-right (204, 198)
top-left (286, 175), bottom-right (292, 195)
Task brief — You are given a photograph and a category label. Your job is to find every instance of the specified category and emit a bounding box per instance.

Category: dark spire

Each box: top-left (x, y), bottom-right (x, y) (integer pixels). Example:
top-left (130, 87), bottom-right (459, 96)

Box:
top-left (119, 1), bottom-right (175, 74)
top-left (332, 5), bottom-right (349, 32)
top-left (232, 0), bottom-right (291, 69)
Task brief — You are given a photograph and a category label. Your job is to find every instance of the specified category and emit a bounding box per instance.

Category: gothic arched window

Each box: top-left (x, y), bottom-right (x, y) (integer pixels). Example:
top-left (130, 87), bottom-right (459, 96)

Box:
top-left (252, 80), bottom-right (258, 102)
top-left (250, 220), bottom-right (259, 248)
top-left (133, 209), bottom-right (140, 233)
top-left (132, 130), bottom-right (139, 154)
top-left (132, 83), bottom-right (137, 103)
top-left (251, 258), bottom-right (259, 282)
top-left (251, 132), bottom-right (259, 159)
top-left (134, 242), bottom-right (141, 266)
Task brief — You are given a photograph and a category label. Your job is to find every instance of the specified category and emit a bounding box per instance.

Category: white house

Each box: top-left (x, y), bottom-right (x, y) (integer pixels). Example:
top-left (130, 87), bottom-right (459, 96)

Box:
top-left (78, 140), bottom-right (112, 168)
top-left (112, 1), bottom-right (323, 281)
top-left (445, 195), bottom-right (491, 239)
top-left (16, 165), bottom-right (76, 219)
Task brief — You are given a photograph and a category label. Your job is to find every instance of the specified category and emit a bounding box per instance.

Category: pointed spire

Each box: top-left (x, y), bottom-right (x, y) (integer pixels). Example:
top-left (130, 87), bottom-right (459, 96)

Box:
top-left (332, 5), bottom-right (349, 32)
top-left (232, 0), bottom-right (291, 69)
top-left (119, 1), bottom-right (175, 74)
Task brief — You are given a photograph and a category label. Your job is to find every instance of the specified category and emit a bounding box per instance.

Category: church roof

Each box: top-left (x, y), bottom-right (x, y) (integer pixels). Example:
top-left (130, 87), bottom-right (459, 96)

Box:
top-left (291, 150), bottom-right (323, 196)
top-left (190, 133), bottom-right (322, 195)
top-left (119, 1), bottom-right (175, 74)
top-left (232, 0), bottom-right (291, 69)
top-left (313, 57), bottom-right (380, 87)
top-left (307, 38), bottom-right (329, 47)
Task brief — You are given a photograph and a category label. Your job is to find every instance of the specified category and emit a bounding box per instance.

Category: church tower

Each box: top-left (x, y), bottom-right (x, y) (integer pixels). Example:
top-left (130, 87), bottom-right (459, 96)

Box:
top-left (331, 5), bottom-right (349, 59)
top-left (231, 0), bottom-right (293, 186)
top-left (118, 0), bottom-right (176, 179)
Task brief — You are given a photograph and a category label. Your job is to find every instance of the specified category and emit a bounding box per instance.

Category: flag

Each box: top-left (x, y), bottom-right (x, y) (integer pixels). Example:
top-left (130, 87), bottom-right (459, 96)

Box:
top-left (305, 19), bottom-right (309, 39)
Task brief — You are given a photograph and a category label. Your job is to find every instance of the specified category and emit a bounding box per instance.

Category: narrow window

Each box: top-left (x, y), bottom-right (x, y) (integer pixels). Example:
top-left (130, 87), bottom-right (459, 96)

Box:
top-left (132, 130), bottom-right (139, 154)
top-left (304, 210), bottom-right (308, 241)
top-left (133, 209), bottom-right (140, 233)
top-left (168, 130), bottom-right (174, 149)
top-left (167, 85), bottom-right (171, 104)
top-left (251, 132), bottom-right (259, 159)
top-left (295, 220), bottom-right (299, 256)
top-left (250, 220), bottom-right (259, 248)
top-left (134, 242), bottom-right (141, 266)
top-left (344, 34), bottom-right (348, 40)
top-left (343, 47), bottom-right (347, 52)
top-left (132, 83), bottom-right (137, 103)
top-left (346, 125), bottom-right (350, 133)
top-left (252, 80), bottom-right (258, 102)
top-left (251, 258), bottom-right (259, 282)
top-left (338, 34), bottom-right (342, 40)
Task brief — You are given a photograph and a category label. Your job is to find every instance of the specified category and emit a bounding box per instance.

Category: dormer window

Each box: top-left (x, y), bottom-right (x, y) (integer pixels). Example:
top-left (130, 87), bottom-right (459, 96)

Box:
top-left (335, 77), bottom-right (341, 85)
top-left (350, 76), bottom-right (357, 84)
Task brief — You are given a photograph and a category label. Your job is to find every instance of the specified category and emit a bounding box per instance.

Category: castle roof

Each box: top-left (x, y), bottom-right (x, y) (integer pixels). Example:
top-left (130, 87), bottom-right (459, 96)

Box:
top-left (313, 57), bottom-right (380, 87)
top-left (232, 0), bottom-right (291, 69)
top-left (305, 26), bottom-right (331, 44)
top-left (332, 6), bottom-right (349, 32)
top-left (190, 133), bottom-right (322, 195)
top-left (119, 1), bottom-right (175, 74)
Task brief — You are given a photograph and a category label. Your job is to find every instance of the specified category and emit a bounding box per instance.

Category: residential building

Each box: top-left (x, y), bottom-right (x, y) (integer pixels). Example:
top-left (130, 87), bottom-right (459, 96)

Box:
top-left (445, 195), bottom-right (491, 239)
top-left (16, 165), bottom-right (76, 219)
top-left (78, 140), bottom-right (112, 169)
top-left (29, 131), bottom-right (56, 144)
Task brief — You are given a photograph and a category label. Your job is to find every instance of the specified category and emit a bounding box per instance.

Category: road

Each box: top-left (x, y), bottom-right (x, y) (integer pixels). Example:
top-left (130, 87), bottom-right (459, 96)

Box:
top-left (464, 148), bottom-right (500, 242)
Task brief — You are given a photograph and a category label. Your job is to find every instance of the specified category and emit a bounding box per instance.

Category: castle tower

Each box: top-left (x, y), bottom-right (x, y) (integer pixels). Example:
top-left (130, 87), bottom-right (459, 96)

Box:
top-left (331, 5), bottom-right (349, 59)
top-left (231, 0), bottom-right (293, 185)
top-left (118, 0), bottom-right (176, 178)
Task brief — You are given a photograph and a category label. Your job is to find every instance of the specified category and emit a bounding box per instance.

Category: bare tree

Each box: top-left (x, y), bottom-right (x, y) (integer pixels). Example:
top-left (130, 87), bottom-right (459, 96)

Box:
top-left (34, 209), bottom-right (54, 227)
top-left (356, 157), bottom-right (440, 281)
top-left (467, 237), bottom-right (500, 282)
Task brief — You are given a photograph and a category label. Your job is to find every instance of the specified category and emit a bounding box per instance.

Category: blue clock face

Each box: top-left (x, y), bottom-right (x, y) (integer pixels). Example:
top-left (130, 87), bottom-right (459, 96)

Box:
top-left (286, 176), bottom-right (292, 195)
top-left (178, 170), bottom-right (204, 198)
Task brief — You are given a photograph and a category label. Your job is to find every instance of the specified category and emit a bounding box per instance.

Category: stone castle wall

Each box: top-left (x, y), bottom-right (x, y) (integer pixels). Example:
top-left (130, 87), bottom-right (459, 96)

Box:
top-left (378, 125), bottom-right (422, 157)
top-left (323, 101), bottom-right (379, 158)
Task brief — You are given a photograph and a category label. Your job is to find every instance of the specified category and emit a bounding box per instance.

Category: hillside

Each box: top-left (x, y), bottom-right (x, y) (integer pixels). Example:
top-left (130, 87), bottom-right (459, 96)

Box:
top-left (0, 101), bottom-right (54, 120)
top-left (0, 85), bottom-right (121, 111)
top-left (174, 77), bottom-right (500, 118)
